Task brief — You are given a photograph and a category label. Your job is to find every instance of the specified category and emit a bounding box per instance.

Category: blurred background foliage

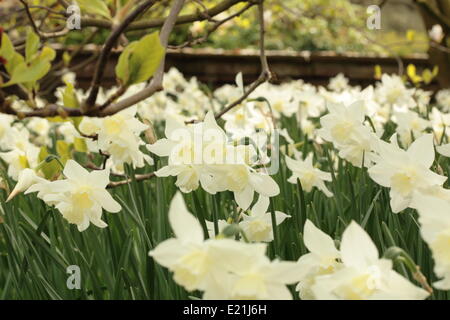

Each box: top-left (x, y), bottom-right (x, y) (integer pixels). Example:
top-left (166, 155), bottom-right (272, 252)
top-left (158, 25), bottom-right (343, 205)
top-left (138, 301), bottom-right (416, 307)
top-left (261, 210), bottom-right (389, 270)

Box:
top-left (0, 0), bottom-right (430, 55)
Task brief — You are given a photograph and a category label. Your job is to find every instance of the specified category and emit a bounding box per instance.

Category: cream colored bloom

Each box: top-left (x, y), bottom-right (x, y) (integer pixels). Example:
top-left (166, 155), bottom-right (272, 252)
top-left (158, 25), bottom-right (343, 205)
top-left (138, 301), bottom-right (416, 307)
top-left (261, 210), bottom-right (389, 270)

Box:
top-left (296, 220), bottom-right (342, 299)
top-left (368, 134), bottom-right (446, 213)
top-left (26, 160), bottom-right (121, 231)
top-left (311, 221), bottom-right (429, 300)
top-left (239, 196), bottom-right (289, 242)
top-left (286, 153), bottom-right (333, 197)
top-left (412, 193), bottom-right (450, 290)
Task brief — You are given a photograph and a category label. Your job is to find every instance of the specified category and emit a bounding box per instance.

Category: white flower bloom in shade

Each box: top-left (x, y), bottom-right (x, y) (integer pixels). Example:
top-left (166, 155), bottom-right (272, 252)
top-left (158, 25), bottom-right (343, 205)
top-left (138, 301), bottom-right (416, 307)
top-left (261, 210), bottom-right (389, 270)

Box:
top-left (206, 197), bottom-right (289, 243)
top-left (285, 153), bottom-right (333, 197)
top-left (208, 148), bottom-right (280, 210)
top-left (27, 118), bottom-right (51, 146)
top-left (149, 192), bottom-right (256, 292)
top-left (328, 73), bottom-right (349, 92)
top-left (79, 106), bottom-right (152, 169)
top-left (205, 219), bottom-right (230, 238)
top-left (437, 142), bottom-right (450, 158)
top-left (436, 89), bottom-right (450, 112)
top-left (0, 114), bottom-right (14, 144)
top-left (429, 24), bottom-right (444, 43)
top-left (203, 240), bottom-right (301, 300)
top-left (150, 193), bottom-right (300, 299)
top-left (335, 125), bottom-right (380, 168)
top-left (368, 134), bottom-right (447, 213)
top-left (311, 221), bottom-right (429, 300)
top-left (412, 193), bottom-right (450, 290)
top-left (430, 107), bottom-right (450, 142)
top-left (296, 220), bottom-right (342, 299)
top-left (6, 168), bottom-right (46, 202)
top-left (26, 160), bottom-right (121, 231)
top-left (148, 112), bottom-right (279, 209)
top-left (0, 148), bottom-right (40, 181)
top-left (0, 126), bottom-right (40, 179)
top-left (393, 110), bottom-right (429, 146)
top-left (318, 101), bottom-right (366, 146)
top-left (239, 196), bottom-right (290, 242)
top-left (375, 74), bottom-right (416, 109)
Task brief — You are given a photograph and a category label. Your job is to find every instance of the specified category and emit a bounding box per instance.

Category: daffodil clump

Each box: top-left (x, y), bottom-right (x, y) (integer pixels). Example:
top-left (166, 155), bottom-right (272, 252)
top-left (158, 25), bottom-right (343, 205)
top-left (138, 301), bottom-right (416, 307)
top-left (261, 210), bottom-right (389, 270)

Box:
top-left (5, 68), bottom-right (450, 300)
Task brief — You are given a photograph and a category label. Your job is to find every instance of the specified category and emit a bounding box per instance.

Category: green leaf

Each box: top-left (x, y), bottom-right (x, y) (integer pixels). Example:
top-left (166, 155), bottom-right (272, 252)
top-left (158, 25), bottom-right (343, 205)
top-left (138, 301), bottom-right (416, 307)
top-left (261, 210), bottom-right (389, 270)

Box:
top-left (62, 81), bottom-right (80, 109)
top-left (25, 30), bottom-right (39, 63)
top-left (2, 60), bottom-right (50, 87)
top-left (116, 32), bottom-right (165, 86)
top-left (38, 147), bottom-right (61, 179)
top-left (56, 140), bottom-right (71, 165)
top-left (76, 0), bottom-right (111, 19)
top-left (0, 33), bottom-right (24, 75)
top-left (115, 42), bottom-right (137, 86)
top-left (73, 137), bottom-right (87, 153)
top-left (2, 47), bottom-right (55, 87)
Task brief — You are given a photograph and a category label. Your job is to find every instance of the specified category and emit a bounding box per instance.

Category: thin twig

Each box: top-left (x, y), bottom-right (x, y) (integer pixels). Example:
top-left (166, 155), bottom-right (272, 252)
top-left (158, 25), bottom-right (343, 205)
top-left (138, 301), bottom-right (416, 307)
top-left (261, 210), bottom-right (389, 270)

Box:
top-left (107, 172), bottom-right (155, 188)
top-left (79, 0), bottom-right (244, 30)
top-left (169, 2), bottom-right (255, 49)
top-left (84, 0), bottom-right (159, 109)
top-left (19, 0), bottom-right (41, 37)
top-left (99, 0), bottom-right (186, 116)
top-left (214, 0), bottom-right (272, 119)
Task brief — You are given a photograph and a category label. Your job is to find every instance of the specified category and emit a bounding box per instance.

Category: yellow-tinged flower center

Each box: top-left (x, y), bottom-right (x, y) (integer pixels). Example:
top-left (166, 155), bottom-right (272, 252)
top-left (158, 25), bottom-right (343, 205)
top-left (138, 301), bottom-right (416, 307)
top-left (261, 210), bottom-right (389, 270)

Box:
top-left (232, 272), bottom-right (266, 299)
top-left (331, 121), bottom-right (354, 144)
top-left (246, 219), bottom-right (271, 241)
top-left (273, 101), bottom-right (284, 112)
top-left (173, 247), bottom-right (210, 291)
top-left (300, 171), bottom-right (317, 192)
top-left (431, 230), bottom-right (450, 266)
top-left (387, 87), bottom-right (403, 103)
top-left (390, 167), bottom-right (418, 196)
top-left (226, 165), bottom-right (249, 192)
top-left (72, 186), bottom-right (94, 210)
top-left (104, 115), bottom-right (124, 136)
top-left (337, 268), bottom-right (381, 300)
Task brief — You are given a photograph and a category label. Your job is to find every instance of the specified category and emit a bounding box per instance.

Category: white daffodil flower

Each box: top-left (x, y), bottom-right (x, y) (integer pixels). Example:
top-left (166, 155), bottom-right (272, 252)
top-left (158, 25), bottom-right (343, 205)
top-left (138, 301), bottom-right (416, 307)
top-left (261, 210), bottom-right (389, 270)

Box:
top-left (296, 220), bottom-right (342, 299)
top-left (26, 160), bottom-right (121, 231)
top-left (239, 196), bottom-right (290, 242)
top-left (311, 221), bottom-right (429, 300)
top-left (6, 168), bottom-right (46, 202)
top-left (285, 153), bottom-right (333, 197)
top-left (368, 133), bottom-right (447, 213)
top-left (412, 193), bottom-right (450, 290)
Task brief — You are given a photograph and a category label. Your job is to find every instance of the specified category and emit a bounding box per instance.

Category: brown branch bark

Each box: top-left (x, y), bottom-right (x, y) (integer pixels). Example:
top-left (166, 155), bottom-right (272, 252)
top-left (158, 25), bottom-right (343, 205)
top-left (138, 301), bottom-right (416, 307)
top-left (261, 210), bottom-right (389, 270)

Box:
top-left (214, 0), bottom-right (272, 119)
top-left (84, 0), bottom-right (159, 110)
top-left (169, 2), bottom-right (255, 49)
top-left (98, 0), bottom-right (186, 116)
top-left (107, 172), bottom-right (155, 188)
top-left (80, 0), bottom-right (244, 31)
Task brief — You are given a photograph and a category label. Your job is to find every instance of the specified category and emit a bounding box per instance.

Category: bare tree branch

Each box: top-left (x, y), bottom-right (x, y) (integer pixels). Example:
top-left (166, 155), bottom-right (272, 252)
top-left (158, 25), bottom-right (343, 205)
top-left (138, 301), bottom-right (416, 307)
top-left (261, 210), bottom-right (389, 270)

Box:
top-left (98, 0), bottom-right (186, 116)
top-left (18, 0), bottom-right (41, 37)
top-left (80, 0), bottom-right (245, 30)
top-left (169, 2), bottom-right (255, 49)
top-left (214, 0), bottom-right (272, 119)
top-left (413, 0), bottom-right (450, 32)
top-left (84, 0), bottom-right (160, 110)
top-left (107, 172), bottom-right (155, 188)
